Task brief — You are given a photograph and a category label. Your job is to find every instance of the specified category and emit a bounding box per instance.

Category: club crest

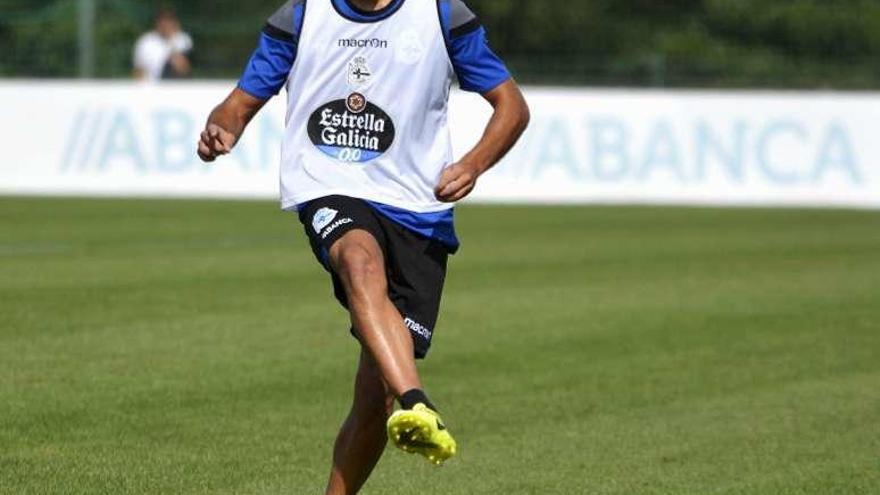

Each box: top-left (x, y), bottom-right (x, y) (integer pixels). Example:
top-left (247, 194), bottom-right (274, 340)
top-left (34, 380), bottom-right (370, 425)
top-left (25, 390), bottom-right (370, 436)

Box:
top-left (347, 56), bottom-right (372, 87)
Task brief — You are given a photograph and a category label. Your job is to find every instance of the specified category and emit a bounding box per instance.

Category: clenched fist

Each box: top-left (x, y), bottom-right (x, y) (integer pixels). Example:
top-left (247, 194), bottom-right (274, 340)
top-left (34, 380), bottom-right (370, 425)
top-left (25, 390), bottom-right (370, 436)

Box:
top-left (435, 161), bottom-right (483, 203)
top-left (197, 124), bottom-right (236, 163)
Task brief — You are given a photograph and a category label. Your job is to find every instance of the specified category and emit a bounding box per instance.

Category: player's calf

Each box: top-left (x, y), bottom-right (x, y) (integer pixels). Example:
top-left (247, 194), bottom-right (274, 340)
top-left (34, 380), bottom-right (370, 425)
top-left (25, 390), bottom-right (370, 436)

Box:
top-left (326, 351), bottom-right (395, 495)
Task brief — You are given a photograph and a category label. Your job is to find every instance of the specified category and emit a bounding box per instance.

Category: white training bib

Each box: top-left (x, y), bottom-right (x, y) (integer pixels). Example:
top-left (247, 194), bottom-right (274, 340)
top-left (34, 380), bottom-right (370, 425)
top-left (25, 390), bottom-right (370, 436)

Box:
top-left (280, 0), bottom-right (455, 213)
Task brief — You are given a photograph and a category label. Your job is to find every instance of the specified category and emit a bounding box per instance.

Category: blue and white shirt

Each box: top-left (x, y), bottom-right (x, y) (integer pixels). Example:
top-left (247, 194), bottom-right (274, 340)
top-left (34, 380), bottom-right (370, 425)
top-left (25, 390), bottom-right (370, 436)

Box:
top-left (238, 0), bottom-right (511, 252)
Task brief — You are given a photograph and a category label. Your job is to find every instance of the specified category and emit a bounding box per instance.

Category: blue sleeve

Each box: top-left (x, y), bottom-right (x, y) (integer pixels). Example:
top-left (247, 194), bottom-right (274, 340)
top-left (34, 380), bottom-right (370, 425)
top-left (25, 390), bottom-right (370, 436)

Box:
top-left (438, 0), bottom-right (511, 94)
top-left (237, 1), bottom-right (305, 100)
top-left (237, 31), bottom-right (297, 100)
top-left (449, 26), bottom-right (511, 94)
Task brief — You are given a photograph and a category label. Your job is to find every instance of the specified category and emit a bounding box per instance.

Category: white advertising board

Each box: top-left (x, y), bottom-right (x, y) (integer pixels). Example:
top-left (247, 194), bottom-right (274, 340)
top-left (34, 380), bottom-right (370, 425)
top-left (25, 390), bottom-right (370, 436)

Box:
top-left (1, 81), bottom-right (878, 208)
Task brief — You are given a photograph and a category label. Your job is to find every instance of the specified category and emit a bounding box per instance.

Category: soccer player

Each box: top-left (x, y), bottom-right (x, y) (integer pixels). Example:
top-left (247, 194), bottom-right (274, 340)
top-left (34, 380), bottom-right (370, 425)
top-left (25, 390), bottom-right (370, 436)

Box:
top-left (197, 0), bottom-right (529, 493)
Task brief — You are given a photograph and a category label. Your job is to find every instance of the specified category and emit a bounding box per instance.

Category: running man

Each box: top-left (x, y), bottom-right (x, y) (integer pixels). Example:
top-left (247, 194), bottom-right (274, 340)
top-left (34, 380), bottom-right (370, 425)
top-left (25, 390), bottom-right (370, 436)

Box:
top-left (197, 0), bottom-right (529, 493)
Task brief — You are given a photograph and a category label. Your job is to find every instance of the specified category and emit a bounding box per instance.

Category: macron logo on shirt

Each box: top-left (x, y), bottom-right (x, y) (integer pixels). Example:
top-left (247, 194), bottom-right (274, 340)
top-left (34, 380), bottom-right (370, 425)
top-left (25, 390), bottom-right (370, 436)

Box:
top-left (338, 38), bottom-right (389, 49)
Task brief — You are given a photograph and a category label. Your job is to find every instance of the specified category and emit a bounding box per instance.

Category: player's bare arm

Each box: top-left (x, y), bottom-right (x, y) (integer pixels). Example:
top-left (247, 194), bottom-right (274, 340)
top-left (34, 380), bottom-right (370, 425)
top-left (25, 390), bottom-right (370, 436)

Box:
top-left (435, 80), bottom-right (530, 202)
top-left (197, 88), bottom-right (266, 162)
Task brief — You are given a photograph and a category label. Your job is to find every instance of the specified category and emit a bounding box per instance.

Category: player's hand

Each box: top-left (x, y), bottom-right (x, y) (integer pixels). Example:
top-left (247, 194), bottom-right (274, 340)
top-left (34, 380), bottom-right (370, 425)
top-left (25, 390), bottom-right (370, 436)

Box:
top-left (197, 124), bottom-right (236, 163)
top-left (435, 161), bottom-right (482, 203)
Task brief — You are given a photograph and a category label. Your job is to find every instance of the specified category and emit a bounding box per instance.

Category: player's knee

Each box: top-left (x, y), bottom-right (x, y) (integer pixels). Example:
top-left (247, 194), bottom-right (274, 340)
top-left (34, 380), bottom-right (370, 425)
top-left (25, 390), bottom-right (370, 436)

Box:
top-left (336, 243), bottom-right (383, 297)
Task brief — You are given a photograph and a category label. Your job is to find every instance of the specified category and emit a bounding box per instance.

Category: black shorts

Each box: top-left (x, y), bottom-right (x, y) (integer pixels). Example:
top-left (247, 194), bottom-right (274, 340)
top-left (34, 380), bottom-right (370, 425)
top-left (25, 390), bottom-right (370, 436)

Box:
top-left (298, 195), bottom-right (450, 359)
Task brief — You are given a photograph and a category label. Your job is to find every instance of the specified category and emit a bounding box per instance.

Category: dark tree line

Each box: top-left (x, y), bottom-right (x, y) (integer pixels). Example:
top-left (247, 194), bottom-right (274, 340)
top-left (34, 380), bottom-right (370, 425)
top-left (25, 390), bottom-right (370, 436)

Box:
top-left (2, 0), bottom-right (880, 88)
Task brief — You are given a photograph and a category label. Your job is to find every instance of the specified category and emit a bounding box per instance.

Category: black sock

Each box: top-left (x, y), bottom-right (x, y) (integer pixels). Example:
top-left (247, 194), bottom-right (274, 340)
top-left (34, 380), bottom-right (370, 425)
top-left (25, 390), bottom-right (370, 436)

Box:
top-left (399, 389), bottom-right (436, 411)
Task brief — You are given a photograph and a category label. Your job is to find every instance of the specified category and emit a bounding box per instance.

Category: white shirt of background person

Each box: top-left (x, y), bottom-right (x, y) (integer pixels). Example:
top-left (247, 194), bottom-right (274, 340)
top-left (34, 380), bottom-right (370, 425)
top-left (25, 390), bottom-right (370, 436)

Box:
top-left (133, 9), bottom-right (193, 82)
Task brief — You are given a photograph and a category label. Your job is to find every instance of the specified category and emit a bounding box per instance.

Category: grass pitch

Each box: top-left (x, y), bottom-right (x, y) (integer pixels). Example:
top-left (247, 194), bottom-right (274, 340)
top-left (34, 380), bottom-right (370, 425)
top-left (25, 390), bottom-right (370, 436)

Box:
top-left (1, 197), bottom-right (878, 495)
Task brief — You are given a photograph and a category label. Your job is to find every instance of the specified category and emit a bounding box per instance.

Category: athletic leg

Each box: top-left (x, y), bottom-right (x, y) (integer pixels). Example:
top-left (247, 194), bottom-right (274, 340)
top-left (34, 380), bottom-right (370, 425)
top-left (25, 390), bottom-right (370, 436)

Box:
top-left (325, 348), bottom-right (394, 495)
top-left (329, 229), bottom-right (456, 466)
top-left (301, 198), bottom-right (455, 469)
top-left (328, 229), bottom-right (422, 397)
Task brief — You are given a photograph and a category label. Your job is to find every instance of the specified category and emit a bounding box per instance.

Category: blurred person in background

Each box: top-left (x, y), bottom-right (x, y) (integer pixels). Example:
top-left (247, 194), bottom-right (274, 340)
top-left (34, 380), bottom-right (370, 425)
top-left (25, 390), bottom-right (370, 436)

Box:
top-left (133, 7), bottom-right (193, 81)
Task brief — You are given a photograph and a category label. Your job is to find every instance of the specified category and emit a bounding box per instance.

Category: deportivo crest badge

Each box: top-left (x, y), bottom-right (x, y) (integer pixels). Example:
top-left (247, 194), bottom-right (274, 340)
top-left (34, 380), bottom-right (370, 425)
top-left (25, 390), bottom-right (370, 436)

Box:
top-left (312, 208), bottom-right (339, 233)
top-left (347, 56), bottom-right (372, 87)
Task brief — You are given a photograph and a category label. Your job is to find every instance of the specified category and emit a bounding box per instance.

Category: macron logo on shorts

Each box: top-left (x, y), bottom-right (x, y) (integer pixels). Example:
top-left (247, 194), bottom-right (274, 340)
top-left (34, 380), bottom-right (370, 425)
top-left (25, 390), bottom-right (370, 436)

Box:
top-left (313, 208), bottom-right (339, 233)
top-left (404, 317), bottom-right (432, 340)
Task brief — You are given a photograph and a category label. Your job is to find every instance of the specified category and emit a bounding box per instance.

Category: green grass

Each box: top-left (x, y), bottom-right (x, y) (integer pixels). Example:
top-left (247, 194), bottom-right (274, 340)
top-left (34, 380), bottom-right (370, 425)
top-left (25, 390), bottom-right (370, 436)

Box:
top-left (1, 197), bottom-right (878, 495)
